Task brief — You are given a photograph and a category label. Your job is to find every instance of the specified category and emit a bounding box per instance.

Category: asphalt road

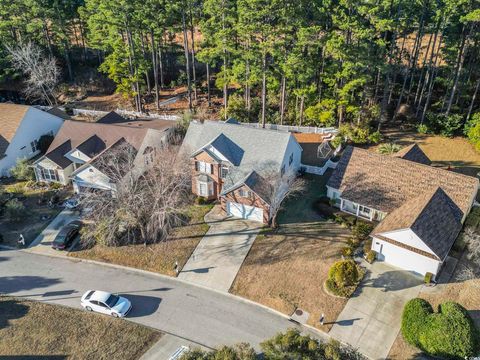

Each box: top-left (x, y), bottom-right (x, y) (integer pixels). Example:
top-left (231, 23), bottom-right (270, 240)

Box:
top-left (0, 249), bottom-right (320, 350)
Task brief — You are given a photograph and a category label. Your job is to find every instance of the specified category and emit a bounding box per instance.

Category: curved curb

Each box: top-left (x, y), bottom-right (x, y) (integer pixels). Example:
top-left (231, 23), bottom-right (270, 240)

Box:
top-left (6, 245), bottom-right (331, 343)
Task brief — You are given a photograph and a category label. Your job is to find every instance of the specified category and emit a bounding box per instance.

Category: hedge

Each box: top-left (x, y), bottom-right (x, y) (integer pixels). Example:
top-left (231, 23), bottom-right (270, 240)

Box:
top-left (402, 299), bottom-right (479, 359)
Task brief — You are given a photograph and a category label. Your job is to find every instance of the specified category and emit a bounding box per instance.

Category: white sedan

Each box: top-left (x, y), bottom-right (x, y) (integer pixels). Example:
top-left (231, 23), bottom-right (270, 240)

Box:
top-left (81, 290), bottom-right (132, 318)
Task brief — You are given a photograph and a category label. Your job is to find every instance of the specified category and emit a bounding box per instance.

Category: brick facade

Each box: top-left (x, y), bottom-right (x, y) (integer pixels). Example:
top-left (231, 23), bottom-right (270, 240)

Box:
top-left (221, 185), bottom-right (270, 224)
top-left (191, 151), bottom-right (223, 200)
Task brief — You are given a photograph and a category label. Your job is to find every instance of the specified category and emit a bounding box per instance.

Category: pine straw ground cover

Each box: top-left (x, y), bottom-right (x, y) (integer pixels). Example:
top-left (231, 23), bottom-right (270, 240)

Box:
top-left (69, 204), bottom-right (214, 276)
top-left (0, 296), bottom-right (161, 359)
top-left (375, 128), bottom-right (480, 177)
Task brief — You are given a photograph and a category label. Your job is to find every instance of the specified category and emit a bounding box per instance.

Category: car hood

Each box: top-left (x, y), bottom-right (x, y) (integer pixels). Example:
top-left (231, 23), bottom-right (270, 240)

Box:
top-left (112, 297), bottom-right (131, 313)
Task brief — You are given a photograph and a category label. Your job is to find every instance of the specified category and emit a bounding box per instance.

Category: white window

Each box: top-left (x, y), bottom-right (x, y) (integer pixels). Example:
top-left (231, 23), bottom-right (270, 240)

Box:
top-left (30, 139), bottom-right (39, 153)
top-left (359, 205), bottom-right (371, 214)
top-left (198, 182), bottom-right (213, 196)
top-left (196, 161), bottom-right (212, 174)
top-left (289, 153), bottom-right (293, 166)
top-left (239, 189), bottom-right (251, 198)
top-left (40, 167), bottom-right (58, 181)
top-left (281, 165), bottom-right (286, 177)
top-left (221, 166), bottom-right (229, 179)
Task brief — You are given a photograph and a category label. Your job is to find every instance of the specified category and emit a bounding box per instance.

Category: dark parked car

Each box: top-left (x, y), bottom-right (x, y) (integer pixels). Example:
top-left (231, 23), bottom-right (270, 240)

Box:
top-left (52, 220), bottom-right (82, 250)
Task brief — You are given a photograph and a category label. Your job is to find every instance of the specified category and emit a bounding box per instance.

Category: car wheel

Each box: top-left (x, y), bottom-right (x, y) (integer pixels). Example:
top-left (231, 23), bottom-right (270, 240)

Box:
top-left (111, 312), bottom-right (119, 318)
top-left (85, 306), bottom-right (92, 312)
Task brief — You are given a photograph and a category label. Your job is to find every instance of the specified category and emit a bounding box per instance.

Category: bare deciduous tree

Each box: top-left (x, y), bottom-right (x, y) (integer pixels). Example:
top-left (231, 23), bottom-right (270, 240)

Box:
top-left (464, 227), bottom-right (480, 261)
top-left (6, 42), bottom-right (60, 105)
top-left (79, 143), bottom-right (191, 246)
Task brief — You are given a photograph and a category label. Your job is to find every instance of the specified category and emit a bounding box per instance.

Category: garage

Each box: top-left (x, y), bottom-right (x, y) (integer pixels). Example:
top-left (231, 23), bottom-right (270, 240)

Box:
top-left (226, 201), bottom-right (264, 222)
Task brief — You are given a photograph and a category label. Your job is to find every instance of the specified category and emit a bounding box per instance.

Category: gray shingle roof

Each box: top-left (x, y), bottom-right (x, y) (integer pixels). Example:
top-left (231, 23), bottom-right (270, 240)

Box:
top-left (182, 120), bottom-right (297, 192)
top-left (373, 187), bottom-right (463, 260)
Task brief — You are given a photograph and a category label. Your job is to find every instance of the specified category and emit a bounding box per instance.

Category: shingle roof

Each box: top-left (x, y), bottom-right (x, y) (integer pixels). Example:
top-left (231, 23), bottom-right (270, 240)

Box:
top-left (207, 133), bottom-right (244, 166)
top-left (0, 103), bottom-right (30, 156)
top-left (373, 187), bottom-right (463, 260)
top-left (327, 146), bottom-right (478, 217)
top-left (47, 107), bottom-right (71, 120)
top-left (43, 120), bottom-right (160, 168)
top-left (394, 143), bottom-right (431, 165)
top-left (96, 111), bottom-right (128, 124)
top-left (45, 141), bottom-right (73, 168)
top-left (183, 120), bottom-right (298, 192)
top-left (76, 135), bottom-right (106, 158)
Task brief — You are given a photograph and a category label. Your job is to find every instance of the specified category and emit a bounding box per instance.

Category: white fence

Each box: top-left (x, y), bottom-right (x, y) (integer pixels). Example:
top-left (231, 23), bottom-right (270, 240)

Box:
top-left (302, 159), bottom-right (338, 176)
top-left (240, 122), bottom-right (338, 135)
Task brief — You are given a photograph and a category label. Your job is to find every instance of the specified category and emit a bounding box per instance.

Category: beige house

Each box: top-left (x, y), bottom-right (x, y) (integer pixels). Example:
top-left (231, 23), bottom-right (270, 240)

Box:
top-left (326, 144), bottom-right (479, 278)
top-left (33, 113), bottom-right (172, 193)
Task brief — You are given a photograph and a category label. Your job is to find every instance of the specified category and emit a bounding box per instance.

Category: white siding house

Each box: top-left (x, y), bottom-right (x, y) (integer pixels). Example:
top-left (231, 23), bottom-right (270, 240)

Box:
top-left (0, 104), bottom-right (64, 177)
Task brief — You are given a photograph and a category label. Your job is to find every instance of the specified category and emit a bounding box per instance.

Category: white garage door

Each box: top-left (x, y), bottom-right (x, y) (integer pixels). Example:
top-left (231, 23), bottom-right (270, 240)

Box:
top-left (227, 201), bottom-right (264, 222)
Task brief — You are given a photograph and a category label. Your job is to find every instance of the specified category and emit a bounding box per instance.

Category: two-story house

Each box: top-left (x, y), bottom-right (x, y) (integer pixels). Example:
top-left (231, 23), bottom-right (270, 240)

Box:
top-left (0, 103), bottom-right (64, 177)
top-left (33, 114), bottom-right (172, 193)
top-left (182, 120), bottom-right (303, 223)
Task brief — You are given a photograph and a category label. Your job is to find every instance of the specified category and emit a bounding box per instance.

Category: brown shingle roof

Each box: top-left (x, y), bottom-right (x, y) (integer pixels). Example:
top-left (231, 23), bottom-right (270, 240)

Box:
top-left (373, 187), bottom-right (463, 259)
top-left (327, 146), bottom-right (478, 217)
top-left (0, 103), bottom-right (30, 156)
top-left (394, 143), bottom-right (431, 165)
top-left (44, 120), bottom-right (156, 168)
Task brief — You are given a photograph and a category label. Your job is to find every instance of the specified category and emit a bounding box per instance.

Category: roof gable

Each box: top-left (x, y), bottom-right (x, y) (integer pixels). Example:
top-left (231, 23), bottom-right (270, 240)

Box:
top-left (373, 187), bottom-right (462, 260)
top-left (206, 133), bottom-right (244, 166)
top-left (0, 103), bottom-right (29, 143)
top-left (96, 111), bottom-right (127, 124)
top-left (394, 143), bottom-right (431, 165)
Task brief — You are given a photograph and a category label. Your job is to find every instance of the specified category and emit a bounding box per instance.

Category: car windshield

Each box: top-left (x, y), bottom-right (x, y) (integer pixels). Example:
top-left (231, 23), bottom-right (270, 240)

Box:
top-left (105, 294), bottom-right (119, 308)
top-left (54, 234), bottom-right (67, 243)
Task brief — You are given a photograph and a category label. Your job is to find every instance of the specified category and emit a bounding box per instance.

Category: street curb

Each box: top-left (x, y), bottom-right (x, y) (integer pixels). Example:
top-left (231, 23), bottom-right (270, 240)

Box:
top-left (7, 245), bottom-right (331, 343)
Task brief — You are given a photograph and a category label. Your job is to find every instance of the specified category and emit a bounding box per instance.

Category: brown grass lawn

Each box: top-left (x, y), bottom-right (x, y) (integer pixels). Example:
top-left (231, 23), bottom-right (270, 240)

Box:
top-left (376, 128), bottom-right (480, 177)
top-left (0, 296), bottom-right (161, 359)
top-left (0, 181), bottom-right (72, 247)
top-left (231, 174), bottom-right (352, 332)
top-left (69, 204), bottom-right (214, 276)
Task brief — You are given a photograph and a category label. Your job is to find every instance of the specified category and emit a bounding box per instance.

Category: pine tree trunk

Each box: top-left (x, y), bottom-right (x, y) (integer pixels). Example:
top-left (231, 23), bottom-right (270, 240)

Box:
top-left (182, 9), bottom-right (193, 110)
top-left (150, 30), bottom-right (159, 110)
top-left (261, 50), bottom-right (267, 128)
top-left (445, 25), bottom-right (468, 117)
top-left (299, 95), bottom-right (305, 126)
top-left (413, 31), bottom-right (435, 106)
top-left (189, 10), bottom-right (198, 101)
top-left (280, 75), bottom-right (286, 125)
top-left (206, 63), bottom-right (211, 107)
top-left (158, 37), bottom-right (165, 89)
top-left (466, 78), bottom-right (480, 123)
top-left (140, 33), bottom-right (151, 95)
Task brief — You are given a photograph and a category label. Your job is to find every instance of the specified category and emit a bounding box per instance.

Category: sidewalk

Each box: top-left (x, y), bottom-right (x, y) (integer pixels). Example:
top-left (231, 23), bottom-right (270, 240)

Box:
top-left (140, 334), bottom-right (209, 360)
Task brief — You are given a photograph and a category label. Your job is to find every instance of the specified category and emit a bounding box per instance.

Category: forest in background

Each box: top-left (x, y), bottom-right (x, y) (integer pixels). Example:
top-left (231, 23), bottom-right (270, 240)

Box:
top-left (1, 0), bottom-right (480, 149)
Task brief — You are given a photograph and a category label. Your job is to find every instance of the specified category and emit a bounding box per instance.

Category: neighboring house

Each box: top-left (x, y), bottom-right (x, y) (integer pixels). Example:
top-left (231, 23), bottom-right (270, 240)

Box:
top-left (326, 144), bottom-right (479, 279)
top-left (0, 103), bottom-right (64, 177)
top-left (182, 120), bottom-right (303, 223)
top-left (33, 113), bottom-right (172, 193)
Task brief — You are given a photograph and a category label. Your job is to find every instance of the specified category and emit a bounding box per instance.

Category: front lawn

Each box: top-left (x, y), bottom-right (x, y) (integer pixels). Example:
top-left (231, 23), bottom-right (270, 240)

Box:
top-left (69, 204), bottom-right (214, 276)
top-left (0, 180), bottom-right (72, 247)
top-left (0, 296), bottom-right (161, 359)
top-left (231, 173), bottom-right (352, 332)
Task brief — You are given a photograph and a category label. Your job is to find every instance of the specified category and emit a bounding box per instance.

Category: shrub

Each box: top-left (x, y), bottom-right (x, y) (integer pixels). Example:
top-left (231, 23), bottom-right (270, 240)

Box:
top-left (365, 250), bottom-right (376, 263)
top-left (465, 206), bottom-right (480, 229)
top-left (304, 99), bottom-right (337, 127)
top-left (363, 238), bottom-right (372, 254)
top-left (424, 272), bottom-right (433, 284)
top-left (5, 199), bottom-right (27, 222)
top-left (326, 260), bottom-right (364, 297)
top-left (341, 246), bottom-right (353, 257)
top-left (417, 124), bottom-right (429, 134)
top-left (420, 302), bottom-right (479, 358)
top-left (401, 298), bottom-right (433, 347)
top-left (10, 158), bottom-right (34, 181)
top-left (425, 112), bottom-right (463, 137)
top-left (195, 196), bottom-right (207, 205)
top-left (352, 222), bottom-right (373, 241)
top-left (466, 113), bottom-right (480, 152)
top-left (377, 142), bottom-right (402, 155)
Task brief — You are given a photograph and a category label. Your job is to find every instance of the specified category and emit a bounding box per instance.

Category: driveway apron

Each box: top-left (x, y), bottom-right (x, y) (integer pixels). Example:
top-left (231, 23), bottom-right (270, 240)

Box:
top-left (178, 206), bottom-right (262, 292)
top-left (329, 260), bottom-right (423, 359)
top-left (27, 209), bottom-right (80, 257)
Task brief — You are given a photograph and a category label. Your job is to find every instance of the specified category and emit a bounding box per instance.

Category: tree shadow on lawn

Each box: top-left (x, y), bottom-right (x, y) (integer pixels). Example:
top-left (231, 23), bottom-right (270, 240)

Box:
top-left (0, 298), bottom-right (29, 328)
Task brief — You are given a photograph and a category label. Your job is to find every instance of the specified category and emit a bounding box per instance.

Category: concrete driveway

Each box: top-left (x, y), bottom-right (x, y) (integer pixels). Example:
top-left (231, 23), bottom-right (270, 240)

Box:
top-left (178, 206), bottom-right (262, 292)
top-left (329, 260), bottom-right (423, 360)
top-left (27, 209), bottom-right (80, 257)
